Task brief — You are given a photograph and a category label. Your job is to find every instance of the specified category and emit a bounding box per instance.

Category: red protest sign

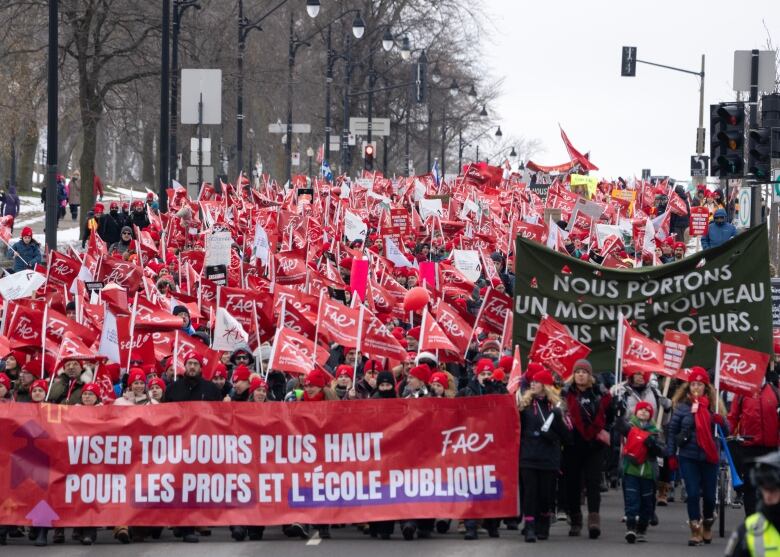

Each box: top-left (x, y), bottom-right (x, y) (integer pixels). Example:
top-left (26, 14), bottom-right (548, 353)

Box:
top-left (621, 319), bottom-right (665, 376)
top-left (716, 341), bottom-right (771, 397)
top-left (689, 206), bottom-right (710, 237)
top-left (662, 329), bottom-right (692, 377)
top-left (0, 399), bottom-right (519, 527)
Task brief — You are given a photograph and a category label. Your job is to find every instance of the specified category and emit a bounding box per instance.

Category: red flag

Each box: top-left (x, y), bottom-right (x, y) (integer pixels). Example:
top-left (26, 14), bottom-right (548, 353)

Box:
top-left (559, 125), bottom-right (598, 171)
top-left (173, 335), bottom-right (221, 379)
top-left (48, 251), bottom-right (81, 286)
top-left (269, 328), bottom-right (328, 375)
top-left (529, 315), bottom-right (591, 380)
top-left (419, 308), bottom-right (458, 353)
top-left (435, 301), bottom-right (473, 354)
top-left (92, 363), bottom-right (118, 403)
top-left (662, 330), bottom-right (692, 377)
top-left (716, 342), bottom-right (770, 397)
top-left (274, 248), bottom-right (307, 285)
top-left (507, 346), bottom-right (522, 395)
top-left (316, 296), bottom-right (361, 348)
top-left (476, 287), bottom-right (512, 335)
top-left (360, 307), bottom-right (408, 361)
top-left (135, 308), bottom-right (184, 331)
top-left (279, 303), bottom-right (317, 341)
top-left (56, 331), bottom-right (101, 369)
top-left (621, 318), bottom-right (665, 376)
top-left (97, 258), bottom-right (143, 292)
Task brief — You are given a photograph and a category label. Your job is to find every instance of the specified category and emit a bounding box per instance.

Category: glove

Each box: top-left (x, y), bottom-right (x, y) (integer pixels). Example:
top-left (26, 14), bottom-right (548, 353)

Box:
top-left (668, 456), bottom-right (679, 472)
top-left (712, 414), bottom-right (725, 427)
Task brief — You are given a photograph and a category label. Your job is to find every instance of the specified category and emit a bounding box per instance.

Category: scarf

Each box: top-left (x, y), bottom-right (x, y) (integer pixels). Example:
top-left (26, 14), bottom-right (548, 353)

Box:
top-left (566, 387), bottom-right (609, 441)
top-left (692, 396), bottom-right (719, 464)
top-left (302, 390), bottom-right (325, 402)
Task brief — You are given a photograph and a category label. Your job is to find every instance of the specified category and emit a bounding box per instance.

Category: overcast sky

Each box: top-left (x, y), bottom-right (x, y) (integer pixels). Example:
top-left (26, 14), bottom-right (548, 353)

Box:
top-left (483, 0), bottom-right (779, 182)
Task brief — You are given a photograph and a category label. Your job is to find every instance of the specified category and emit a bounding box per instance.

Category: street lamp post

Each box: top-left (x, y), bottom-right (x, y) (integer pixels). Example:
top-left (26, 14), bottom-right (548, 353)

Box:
top-left (307, 146), bottom-right (314, 177)
top-left (159, 0), bottom-right (170, 212)
top-left (170, 0), bottom-right (200, 182)
top-left (45, 0), bottom-right (58, 250)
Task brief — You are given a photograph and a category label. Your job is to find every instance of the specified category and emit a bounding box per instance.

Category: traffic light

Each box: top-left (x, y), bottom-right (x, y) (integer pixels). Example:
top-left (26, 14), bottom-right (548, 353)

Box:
top-left (747, 127), bottom-right (771, 179)
top-left (710, 102), bottom-right (746, 178)
top-left (363, 144), bottom-right (375, 170)
top-left (415, 50), bottom-right (427, 104)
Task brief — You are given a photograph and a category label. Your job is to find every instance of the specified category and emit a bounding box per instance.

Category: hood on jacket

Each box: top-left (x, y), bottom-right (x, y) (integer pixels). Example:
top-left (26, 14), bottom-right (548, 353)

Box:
top-left (713, 208), bottom-right (727, 221)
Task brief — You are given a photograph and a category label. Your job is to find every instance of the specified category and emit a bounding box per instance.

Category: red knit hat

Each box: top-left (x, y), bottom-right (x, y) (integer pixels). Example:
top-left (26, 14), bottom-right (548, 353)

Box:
top-left (21, 226), bottom-right (33, 238)
top-left (531, 369), bottom-right (554, 386)
top-left (526, 362), bottom-right (545, 382)
top-left (409, 364), bottom-right (432, 384)
top-left (497, 355), bottom-right (514, 373)
top-left (303, 369), bottom-right (327, 388)
top-left (81, 383), bottom-right (101, 397)
top-left (491, 369), bottom-right (506, 382)
top-left (363, 359), bottom-right (382, 373)
top-left (430, 372), bottom-right (449, 388)
top-left (336, 364), bottom-right (353, 379)
top-left (406, 327), bottom-right (421, 340)
top-left (475, 358), bottom-right (494, 374)
top-left (232, 365), bottom-right (252, 383)
top-left (688, 366), bottom-right (710, 384)
top-left (148, 377), bottom-right (166, 392)
top-left (183, 351), bottom-right (202, 365)
top-left (0, 372), bottom-right (10, 390)
top-left (249, 377), bottom-right (268, 394)
top-left (212, 364), bottom-right (227, 379)
top-left (31, 379), bottom-right (48, 393)
top-left (635, 401), bottom-right (654, 418)
top-left (127, 367), bottom-right (146, 386)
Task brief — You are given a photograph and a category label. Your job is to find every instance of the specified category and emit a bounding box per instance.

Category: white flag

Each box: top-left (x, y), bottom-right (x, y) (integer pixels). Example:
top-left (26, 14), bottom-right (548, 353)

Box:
top-left (0, 270), bottom-right (46, 300)
top-left (172, 179), bottom-right (184, 190)
top-left (212, 307), bottom-right (249, 352)
top-left (642, 217), bottom-right (656, 259)
top-left (98, 307), bottom-right (121, 364)
top-left (252, 223), bottom-right (270, 267)
top-left (344, 210), bottom-right (368, 242)
top-left (69, 263), bottom-right (94, 295)
top-left (384, 238), bottom-right (413, 268)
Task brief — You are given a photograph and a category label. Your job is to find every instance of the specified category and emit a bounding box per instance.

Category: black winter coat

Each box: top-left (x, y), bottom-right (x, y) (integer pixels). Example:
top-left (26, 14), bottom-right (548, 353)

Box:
top-left (164, 375), bottom-right (223, 402)
top-left (520, 397), bottom-right (570, 470)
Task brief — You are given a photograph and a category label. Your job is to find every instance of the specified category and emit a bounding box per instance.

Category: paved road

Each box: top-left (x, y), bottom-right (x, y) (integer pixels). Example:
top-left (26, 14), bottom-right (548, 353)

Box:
top-left (2, 486), bottom-right (739, 556)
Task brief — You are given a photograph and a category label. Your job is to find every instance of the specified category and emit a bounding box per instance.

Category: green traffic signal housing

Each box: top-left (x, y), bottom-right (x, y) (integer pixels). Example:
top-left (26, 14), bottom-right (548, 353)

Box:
top-left (710, 102), bottom-right (746, 178)
top-left (747, 127), bottom-right (771, 179)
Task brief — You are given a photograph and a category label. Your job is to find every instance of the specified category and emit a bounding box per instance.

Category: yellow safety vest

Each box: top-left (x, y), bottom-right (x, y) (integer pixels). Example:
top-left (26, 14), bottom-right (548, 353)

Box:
top-left (746, 513), bottom-right (780, 556)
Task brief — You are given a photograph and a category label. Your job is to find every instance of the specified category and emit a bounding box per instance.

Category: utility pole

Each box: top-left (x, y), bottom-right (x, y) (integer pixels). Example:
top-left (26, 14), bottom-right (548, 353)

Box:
top-left (45, 0), bottom-right (58, 251)
top-left (159, 0), bottom-right (170, 211)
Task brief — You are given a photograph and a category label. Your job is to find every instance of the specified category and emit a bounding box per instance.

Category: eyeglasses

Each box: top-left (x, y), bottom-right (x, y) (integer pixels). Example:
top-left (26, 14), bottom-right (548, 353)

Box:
top-left (122, 232), bottom-right (132, 236)
top-left (235, 354), bottom-right (250, 361)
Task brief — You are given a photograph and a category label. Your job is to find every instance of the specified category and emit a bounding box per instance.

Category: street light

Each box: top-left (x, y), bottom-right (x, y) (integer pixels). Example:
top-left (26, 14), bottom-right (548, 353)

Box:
top-left (495, 126), bottom-right (503, 138)
top-left (400, 36), bottom-right (411, 60)
top-left (479, 105), bottom-right (488, 118)
top-left (431, 63), bottom-right (441, 84)
top-left (382, 28), bottom-right (394, 52)
top-left (510, 146), bottom-right (517, 158)
top-left (467, 84), bottom-right (477, 102)
top-left (449, 79), bottom-right (459, 97)
top-left (352, 13), bottom-right (365, 39)
top-left (306, 0), bottom-right (320, 18)
top-left (306, 146), bottom-right (314, 177)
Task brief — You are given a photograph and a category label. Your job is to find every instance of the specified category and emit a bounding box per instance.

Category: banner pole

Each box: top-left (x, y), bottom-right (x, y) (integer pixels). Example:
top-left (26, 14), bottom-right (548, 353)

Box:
top-left (312, 290), bottom-right (324, 366)
top-left (354, 305), bottom-right (364, 381)
top-left (714, 340), bottom-right (722, 418)
top-left (614, 311), bottom-right (624, 387)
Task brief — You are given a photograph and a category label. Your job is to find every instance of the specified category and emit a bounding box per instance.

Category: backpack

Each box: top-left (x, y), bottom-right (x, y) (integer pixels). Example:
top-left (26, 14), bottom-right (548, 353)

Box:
top-left (623, 425), bottom-right (651, 464)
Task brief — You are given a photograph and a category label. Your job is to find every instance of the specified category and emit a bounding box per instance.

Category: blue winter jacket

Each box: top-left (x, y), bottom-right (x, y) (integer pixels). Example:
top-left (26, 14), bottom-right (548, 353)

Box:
top-left (701, 208), bottom-right (737, 249)
top-left (10, 239), bottom-right (43, 272)
top-left (666, 401), bottom-right (728, 462)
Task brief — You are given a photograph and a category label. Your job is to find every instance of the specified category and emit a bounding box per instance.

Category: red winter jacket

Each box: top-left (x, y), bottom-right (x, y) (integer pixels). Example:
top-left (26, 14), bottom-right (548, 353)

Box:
top-left (727, 384), bottom-right (780, 448)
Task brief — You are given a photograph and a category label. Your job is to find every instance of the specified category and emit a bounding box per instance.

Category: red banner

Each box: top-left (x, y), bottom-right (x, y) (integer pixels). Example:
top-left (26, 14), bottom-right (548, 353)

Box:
top-left (0, 398), bottom-right (518, 526)
top-left (716, 341), bottom-right (770, 397)
top-left (621, 319), bottom-right (665, 376)
top-left (529, 315), bottom-right (591, 380)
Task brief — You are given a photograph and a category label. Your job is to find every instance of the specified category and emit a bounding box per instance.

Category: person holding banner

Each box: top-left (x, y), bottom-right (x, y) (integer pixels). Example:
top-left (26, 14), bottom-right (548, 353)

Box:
top-left (49, 360), bottom-right (92, 405)
top-left (561, 358), bottom-right (614, 539)
top-left (9, 226), bottom-right (41, 273)
top-left (517, 367), bottom-right (569, 543)
top-left (113, 368), bottom-right (158, 406)
top-left (667, 367), bottom-right (728, 546)
top-left (727, 368), bottom-right (780, 517)
top-left (725, 451), bottom-right (780, 557)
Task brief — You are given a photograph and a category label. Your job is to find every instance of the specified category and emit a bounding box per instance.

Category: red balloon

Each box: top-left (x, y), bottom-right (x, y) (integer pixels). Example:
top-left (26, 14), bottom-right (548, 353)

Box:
top-left (331, 187), bottom-right (342, 197)
top-left (403, 287), bottom-right (430, 313)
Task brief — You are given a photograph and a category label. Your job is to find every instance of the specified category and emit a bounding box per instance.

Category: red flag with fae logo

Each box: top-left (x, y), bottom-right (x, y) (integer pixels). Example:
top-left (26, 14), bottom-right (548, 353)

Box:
top-left (529, 315), bottom-right (591, 380)
top-left (269, 327), bottom-right (329, 374)
top-left (419, 307), bottom-right (458, 353)
top-left (715, 341), bottom-right (770, 397)
top-left (507, 346), bottom-right (523, 395)
top-left (435, 301), bottom-right (473, 355)
top-left (360, 306), bottom-right (408, 361)
top-left (316, 294), bottom-right (361, 349)
top-left (621, 318), bottom-right (665, 376)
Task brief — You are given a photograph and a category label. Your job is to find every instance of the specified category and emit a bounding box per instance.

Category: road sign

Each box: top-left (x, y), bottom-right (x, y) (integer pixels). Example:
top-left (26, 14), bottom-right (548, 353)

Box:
top-left (736, 187), bottom-right (752, 228)
top-left (190, 152), bottom-right (210, 166)
top-left (621, 46), bottom-right (637, 77)
top-left (268, 123), bottom-right (311, 134)
top-left (733, 51), bottom-right (776, 93)
top-left (186, 166), bottom-right (214, 190)
top-left (641, 168), bottom-right (651, 180)
top-left (181, 69), bottom-right (222, 125)
top-left (349, 117), bottom-right (390, 136)
top-left (690, 155), bottom-right (709, 178)
top-left (291, 152), bottom-right (300, 167)
top-left (190, 138), bottom-right (211, 152)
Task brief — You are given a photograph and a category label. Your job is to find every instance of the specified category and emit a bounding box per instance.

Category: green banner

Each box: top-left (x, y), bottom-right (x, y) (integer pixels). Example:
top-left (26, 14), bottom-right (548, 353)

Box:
top-left (513, 224), bottom-right (773, 372)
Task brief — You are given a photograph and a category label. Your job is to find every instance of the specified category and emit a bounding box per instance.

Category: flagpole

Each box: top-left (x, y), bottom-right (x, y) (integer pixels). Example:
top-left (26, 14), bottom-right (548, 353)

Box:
top-left (126, 291), bottom-right (139, 372)
top-left (614, 311), bottom-right (624, 387)
top-left (252, 302), bottom-right (262, 377)
top-left (354, 305), bottom-right (364, 380)
top-left (714, 340), bottom-right (722, 417)
top-left (173, 329), bottom-right (179, 380)
top-left (0, 298), bottom-right (8, 337)
top-left (312, 290), bottom-right (324, 366)
top-left (419, 304), bottom-right (428, 353)
top-left (464, 287), bottom-right (491, 359)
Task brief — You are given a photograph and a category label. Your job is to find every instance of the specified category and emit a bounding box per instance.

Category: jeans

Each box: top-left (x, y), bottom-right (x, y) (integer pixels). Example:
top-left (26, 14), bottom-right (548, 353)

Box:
top-left (623, 474), bottom-right (654, 530)
top-left (679, 456), bottom-right (718, 521)
top-left (563, 443), bottom-right (604, 517)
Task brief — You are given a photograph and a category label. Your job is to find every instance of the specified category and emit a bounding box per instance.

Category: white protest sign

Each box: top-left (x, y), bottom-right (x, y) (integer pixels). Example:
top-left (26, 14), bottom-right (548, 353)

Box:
top-left (418, 198), bottom-right (444, 221)
top-left (205, 229), bottom-right (233, 267)
top-left (212, 307), bottom-right (250, 352)
top-left (452, 249), bottom-right (482, 283)
top-left (0, 270), bottom-right (46, 300)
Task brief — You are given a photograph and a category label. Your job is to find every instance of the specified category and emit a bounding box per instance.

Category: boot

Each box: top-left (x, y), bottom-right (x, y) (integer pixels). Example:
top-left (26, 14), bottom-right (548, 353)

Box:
top-left (636, 522), bottom-right (648, 543)
top-left (688, 520), bottom-right (703, 546)
top-left (114, 526), bottom-right (131, 544)
top-left (702, 518), bottom-right (714, 544)
top-left (524, 520), bottom-right (537, 543)
top-left (0, 526), bottom-right (7, 546)
top-left (34, 528), bottom-right (49, 547)
top-left (537, 516), bottom-right (551, 540)
top-left (463, 520), bottom-right (478, 540)
top-left (230, 526), bottom-right (247, 541)
top-left (247, 526), bottom-right (264, 541)
top-left (401, 521), bottom-right (416, 541)
top-left (80, 527), bottom-right (96, 546)
top-left (587, 513), bottom-right (601, 539)
top-left (435, 519), bottom-right (450, 534)
top-left (568, 513), bottom-right (582, 537)
top-left (656, 482), bottom-right (670, 506)
top-left (53, 528), bottom-right (65, 544)
top-left (316, 525), bottom-right (331, 540)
